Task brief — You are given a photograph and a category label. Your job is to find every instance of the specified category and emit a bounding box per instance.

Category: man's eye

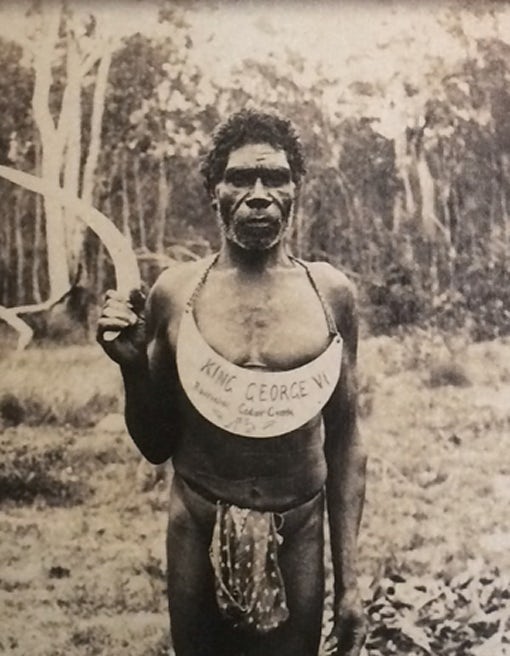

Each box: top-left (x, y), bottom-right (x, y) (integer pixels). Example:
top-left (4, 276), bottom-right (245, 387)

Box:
top-left (225, 172), bottom-right (254, 187)
top-left (224, 170), bottom-right (292, 187)
top-left (262, 171), bottom-right (291, 186)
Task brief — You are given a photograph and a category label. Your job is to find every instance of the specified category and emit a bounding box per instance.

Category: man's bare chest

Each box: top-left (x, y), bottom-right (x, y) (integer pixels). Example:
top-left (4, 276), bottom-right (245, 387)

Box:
top-left (186, 271), bottom-right (332, 371)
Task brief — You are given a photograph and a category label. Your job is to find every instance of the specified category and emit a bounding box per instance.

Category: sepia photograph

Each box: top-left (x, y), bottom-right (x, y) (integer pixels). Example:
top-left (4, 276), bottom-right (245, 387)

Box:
top-left (0, 1), bottom-right (509, 654)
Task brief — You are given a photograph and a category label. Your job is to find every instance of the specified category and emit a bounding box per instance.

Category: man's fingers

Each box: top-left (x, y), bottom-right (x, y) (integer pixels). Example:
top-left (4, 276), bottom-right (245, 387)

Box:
top-left (101, 304), bottom-right (138, 324)
top-left (129, 288), bottom-right (146, 314)
top-left (96, 318), bottom-right (133, 346)
top-left (104, 289), bottom-right (128, 302)
top-left (340, 624), bottom-right (367, 656)
top-left (323, 637), bottom-right (338, 655)
top-left (103, 298), bottom-right (134, 313)
top-left (97, 317), bottom-right (132, 332)
top-left (105, 288), bottom-right (145, 310)
top-left (324, 613), bottom-right (367, 656)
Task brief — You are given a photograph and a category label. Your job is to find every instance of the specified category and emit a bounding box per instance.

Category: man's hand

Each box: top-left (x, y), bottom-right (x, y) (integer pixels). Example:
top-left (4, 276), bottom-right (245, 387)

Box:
top-left (96, 289), bottom-right (147, 366)
top-left (324, 587), bottom-right (367, 656)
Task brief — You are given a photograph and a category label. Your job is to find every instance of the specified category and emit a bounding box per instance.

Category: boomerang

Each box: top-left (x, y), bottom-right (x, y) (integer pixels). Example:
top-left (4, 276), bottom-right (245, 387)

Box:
top-left (0, 165), bottom-right (141, 340)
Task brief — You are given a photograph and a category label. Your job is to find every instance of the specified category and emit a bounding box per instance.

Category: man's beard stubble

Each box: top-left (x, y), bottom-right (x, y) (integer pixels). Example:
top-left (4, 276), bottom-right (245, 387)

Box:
top-left (217, 204), bottom-right (294, 252)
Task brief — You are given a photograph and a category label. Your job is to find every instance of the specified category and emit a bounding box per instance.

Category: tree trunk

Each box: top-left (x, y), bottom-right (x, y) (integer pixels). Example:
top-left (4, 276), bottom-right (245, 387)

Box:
top-left (392, 193), bottom-right (403, 233)
top-left (41, 155), bottom-right (70, 297)
top-left (133, 155), bottom-right (147, 249)
top-left (81, 48), bottom-right (112, 204)
top-left (3, 195), bottom-right (12, 304)
top-left (14, 188), bottom-right (24, 304)
top-left (33, 139), bottom-right (42, 303)
top-left (62, 33), bottom-right (85, 280)
top-left (31, 3), bottom-right (70, 297)
top-left (501, 153), bottom-right (510, 247)
top-left (416, 153), bottom-right (438, 240)
top-left (156, 158), bottom-right (169, 253)
top-left (394, 132), bottom-right (416, 217)
top-left (120, 149), bottom-right (132, 243)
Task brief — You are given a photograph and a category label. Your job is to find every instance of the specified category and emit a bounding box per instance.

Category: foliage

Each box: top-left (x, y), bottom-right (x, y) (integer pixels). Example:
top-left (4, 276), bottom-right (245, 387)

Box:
top-left (426, 359), bottom-right (471, 388)
top-left (0, 442), bottom-right (88, 505)
top-left (0, 4), bottom-right (510, 340)
top-left (363, 567), bottom-right (510, 656)
top-left (0, 344), bottom-right (122, 429)
top-left (1, 336), bottom-right (509, 654)
top-left (0, 389), bottom-right (119, 429)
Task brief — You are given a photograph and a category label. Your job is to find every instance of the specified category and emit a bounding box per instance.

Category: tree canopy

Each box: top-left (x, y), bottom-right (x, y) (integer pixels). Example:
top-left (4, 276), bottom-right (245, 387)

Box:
top-left (1, 0), bottom-right (509, 342)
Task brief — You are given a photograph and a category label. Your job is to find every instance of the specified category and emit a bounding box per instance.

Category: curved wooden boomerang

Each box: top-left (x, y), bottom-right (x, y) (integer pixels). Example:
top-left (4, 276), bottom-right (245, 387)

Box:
top-left (0, 165), bottom-right (141, 340)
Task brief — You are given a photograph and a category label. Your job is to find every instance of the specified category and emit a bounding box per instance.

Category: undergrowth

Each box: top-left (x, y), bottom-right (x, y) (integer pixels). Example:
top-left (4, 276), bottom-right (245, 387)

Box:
top-left (0, 443), bottom-right (88, 506)
top-left (0, 344), bottom-right (122, 429)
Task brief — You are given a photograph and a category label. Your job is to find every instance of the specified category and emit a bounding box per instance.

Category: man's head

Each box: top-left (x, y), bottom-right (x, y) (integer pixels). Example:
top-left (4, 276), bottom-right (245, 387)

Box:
top-left (201, 110), bottom-right (306, 251)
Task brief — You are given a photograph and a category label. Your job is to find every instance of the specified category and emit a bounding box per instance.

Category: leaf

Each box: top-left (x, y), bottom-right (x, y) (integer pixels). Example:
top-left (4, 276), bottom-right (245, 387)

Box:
top-left (470, 631), bottom-right (510, 656)
top-left (480, 532), bottom-right (510, 553)
top-left (396, 616), bottom-right (432, 654)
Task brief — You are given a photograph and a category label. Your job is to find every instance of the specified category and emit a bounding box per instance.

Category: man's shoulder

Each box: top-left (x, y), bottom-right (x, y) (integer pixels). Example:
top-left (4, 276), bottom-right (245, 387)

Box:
top-left (152, 255), bottom-right (214, 295)
top-left (146, 255), bottom-right (215, 320)
top-left (303, 260), bottom-right (358, 349)
top-left (305, 260), bottom-right (357, 307)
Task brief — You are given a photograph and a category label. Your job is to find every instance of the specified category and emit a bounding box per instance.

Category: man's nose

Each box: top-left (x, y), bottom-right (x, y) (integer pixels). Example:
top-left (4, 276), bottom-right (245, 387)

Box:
top-left (245, 177), bottom-right (271, 210)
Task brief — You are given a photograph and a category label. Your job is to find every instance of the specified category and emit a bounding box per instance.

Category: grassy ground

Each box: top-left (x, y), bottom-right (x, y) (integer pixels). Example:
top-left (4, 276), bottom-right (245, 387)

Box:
top-left (1, 333), bottom-right (509, 655)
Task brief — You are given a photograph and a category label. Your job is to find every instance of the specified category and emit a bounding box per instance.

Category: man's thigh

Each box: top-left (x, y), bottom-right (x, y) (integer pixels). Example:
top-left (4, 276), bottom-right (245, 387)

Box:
top-left (242, 493), bottom-right (325, 656)
top-left (166, 475), bottom-right (234, 656)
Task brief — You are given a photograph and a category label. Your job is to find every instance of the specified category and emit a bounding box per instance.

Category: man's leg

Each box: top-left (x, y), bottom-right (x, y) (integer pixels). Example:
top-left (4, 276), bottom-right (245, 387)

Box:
top-left (166, 475), bottom-right (239, 656)
top-left (240, 493), bottom-right (325, 656)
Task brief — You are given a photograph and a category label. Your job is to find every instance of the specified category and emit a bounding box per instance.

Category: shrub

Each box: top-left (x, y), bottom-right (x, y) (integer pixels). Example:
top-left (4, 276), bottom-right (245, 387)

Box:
top-left (0, 391), bottom-right (119, 428)
top-left (364, 263), bottom-right (427, 335)
top-left (0, 444), bottom-right (88, 506)
top-left (427, 360), bottom-right (471, 388)
top-left (0, 345), bottom-right (122, 428)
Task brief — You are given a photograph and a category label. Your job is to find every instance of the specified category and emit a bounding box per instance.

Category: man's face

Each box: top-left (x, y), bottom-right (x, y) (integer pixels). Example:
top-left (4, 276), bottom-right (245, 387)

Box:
top-left (213, 143), bottom-right (297, 251)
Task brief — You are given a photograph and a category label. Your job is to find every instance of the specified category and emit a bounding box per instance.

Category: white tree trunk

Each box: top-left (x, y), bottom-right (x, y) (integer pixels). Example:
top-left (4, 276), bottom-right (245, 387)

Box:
top-left (156, 159), bottom-right (169, 252)
top-left (31, 2), bottom-right (70, 297)
top-left (14, 189), bottom-right (24, 303)
top-left (82, 47), bottom-right (113, 204)
top-left (394, 132), bottom-right (416, 218)
top-left (33, 140), bottom-right (43, 302)
top-left (133, 156), bottom-right (147, 250)
top-left (121, 149), bottom-right (132, 242)
top-left (41, 154), bottom-right (69, 297)
top-left (62, 34), bottom-right (84, 278)
top-left (416, 153), bottom-right (438, 239)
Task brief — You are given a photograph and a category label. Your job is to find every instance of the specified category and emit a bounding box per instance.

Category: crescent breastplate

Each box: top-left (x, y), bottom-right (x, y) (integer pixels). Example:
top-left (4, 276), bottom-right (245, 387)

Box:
top-left (176, 256), bottom-right (343, 438)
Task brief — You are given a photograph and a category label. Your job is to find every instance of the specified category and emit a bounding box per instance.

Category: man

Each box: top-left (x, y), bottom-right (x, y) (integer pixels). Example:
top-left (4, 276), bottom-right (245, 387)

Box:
top-left (97, 110), bottom-right (367, 656)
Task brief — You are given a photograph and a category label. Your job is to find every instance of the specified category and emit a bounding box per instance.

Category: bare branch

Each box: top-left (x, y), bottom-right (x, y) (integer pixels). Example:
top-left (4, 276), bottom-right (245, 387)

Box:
top-left (12, 292), bottom-right (70, 316)
top-left (0, 305), bottom-right (34, 351)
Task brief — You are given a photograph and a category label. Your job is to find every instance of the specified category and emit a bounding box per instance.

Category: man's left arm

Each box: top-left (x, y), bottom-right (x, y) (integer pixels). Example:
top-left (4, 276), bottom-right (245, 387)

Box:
top-left (322, 273), bottom-right (367, 656)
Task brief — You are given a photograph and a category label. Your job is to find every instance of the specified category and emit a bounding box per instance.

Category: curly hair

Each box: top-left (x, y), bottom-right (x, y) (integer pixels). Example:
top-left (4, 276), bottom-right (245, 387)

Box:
top-left (200, 109), bottom-right (306, 194)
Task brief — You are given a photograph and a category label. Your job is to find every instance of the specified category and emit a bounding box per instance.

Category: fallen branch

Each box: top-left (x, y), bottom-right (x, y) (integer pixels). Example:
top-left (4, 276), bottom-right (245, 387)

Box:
top-left (0, 305), bottom-right (34, 351)
top-left (11, 290), bottom-right (71, 316)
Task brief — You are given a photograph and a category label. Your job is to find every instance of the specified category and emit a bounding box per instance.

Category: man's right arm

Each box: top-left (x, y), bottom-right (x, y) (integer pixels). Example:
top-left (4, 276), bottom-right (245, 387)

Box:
top-left (97, 276), bottom-right (181, 464)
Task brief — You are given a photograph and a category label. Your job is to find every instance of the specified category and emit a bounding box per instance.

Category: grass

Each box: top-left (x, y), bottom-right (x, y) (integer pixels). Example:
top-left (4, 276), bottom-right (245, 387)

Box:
top-left (0, 333), bottom-right (509, 655)
top-left (0, 344), bottom-right (122, 428)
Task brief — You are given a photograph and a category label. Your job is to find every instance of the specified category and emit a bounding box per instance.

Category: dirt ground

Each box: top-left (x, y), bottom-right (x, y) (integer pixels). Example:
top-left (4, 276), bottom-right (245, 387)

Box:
top-left (1, 333), bottom-right (509, 655)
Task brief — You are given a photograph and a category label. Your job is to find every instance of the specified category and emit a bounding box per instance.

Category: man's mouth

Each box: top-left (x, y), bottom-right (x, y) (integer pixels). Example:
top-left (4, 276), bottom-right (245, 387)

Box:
top-left (242, 216), bottom-right (276, 228)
